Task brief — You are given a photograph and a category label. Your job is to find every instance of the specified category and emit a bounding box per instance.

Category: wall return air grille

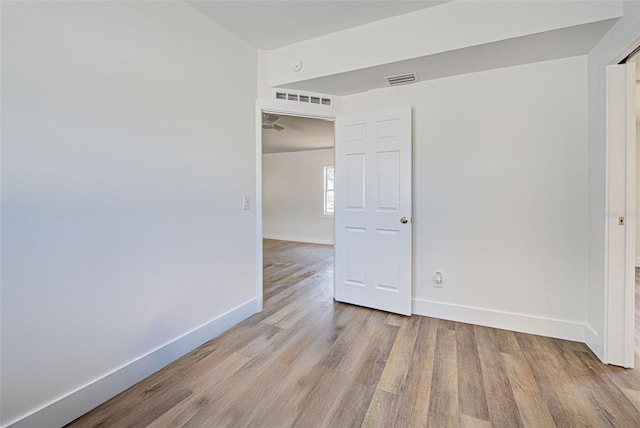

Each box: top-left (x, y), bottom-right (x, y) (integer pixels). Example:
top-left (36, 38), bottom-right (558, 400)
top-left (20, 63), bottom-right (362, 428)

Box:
top-left (385, 72), bottom-right (418, 86)
top-left (275, 90), bottom-right (332, 107)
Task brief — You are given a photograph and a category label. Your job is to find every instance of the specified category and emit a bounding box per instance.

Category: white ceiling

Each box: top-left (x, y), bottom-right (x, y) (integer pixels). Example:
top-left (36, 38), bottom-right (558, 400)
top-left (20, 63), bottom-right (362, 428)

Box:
top-left (190, 1), bottom-right (618, 96)
top-left (262, 114), bottom-right (334, 154)
top-left (189, 1), bottom-right (635, 120)
top-left (187, 1), bottom-right (449, 50)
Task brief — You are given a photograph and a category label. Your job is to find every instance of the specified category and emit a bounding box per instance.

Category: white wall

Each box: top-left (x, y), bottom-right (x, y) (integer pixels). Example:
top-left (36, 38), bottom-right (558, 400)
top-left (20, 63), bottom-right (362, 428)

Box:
top-left (586, 1), bottom-right (640, 360)
top-left (1, 2), bottom-right (257, 426)
top-left (263, 149), bottom-right (334, 245)
top-left (342, 56), bottom-right (588, 339)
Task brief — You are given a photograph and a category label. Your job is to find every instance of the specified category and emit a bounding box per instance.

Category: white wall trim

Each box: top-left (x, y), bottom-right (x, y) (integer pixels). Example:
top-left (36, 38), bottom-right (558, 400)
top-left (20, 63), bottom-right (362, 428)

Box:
top-left (603, 62), bottom-right (637, 368)
top-left (263, 234), bottom-right (333, 246)
top-left (5, 298), bottom-right (260, 428)
top-left (412, 298), bottom-right (586, 342)
top-left (585, 322), bottom-right (604, 360)
top-left (635, 256), bottom-right (640, 267)
top-left (256, 103), bottom-right (265, 312)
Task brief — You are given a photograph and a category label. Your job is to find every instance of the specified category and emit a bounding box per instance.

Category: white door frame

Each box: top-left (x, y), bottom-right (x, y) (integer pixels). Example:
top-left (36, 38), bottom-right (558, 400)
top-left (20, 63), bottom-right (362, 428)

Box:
top-left (604, 60), bottom-right (636, 368)
top-left (255, 99), bottom-right (339, 310)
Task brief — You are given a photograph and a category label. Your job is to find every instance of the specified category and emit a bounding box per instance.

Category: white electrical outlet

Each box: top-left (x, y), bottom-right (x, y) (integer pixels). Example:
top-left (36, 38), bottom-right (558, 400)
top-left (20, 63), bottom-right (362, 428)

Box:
top-left (243, 196), bottom-right (250, 210)
top-left (434, 271), bottom-right (443, 288)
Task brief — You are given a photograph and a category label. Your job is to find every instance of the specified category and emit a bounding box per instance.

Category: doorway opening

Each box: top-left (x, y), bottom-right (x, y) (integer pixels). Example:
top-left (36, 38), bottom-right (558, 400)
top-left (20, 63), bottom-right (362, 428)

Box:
top-left (256, 103), bottom-right (414, 316)
top-left (261, 114), bottom-right (335, 245)
top-left (255, 101), bottom-right (337, 310)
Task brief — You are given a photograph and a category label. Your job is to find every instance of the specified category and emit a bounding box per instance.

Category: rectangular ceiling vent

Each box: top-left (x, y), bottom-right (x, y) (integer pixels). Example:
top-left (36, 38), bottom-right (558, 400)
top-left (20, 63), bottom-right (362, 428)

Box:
top-left (385, 72), bottom-right (418, 86)
top-left (274, 90), bottom-right (332, 107)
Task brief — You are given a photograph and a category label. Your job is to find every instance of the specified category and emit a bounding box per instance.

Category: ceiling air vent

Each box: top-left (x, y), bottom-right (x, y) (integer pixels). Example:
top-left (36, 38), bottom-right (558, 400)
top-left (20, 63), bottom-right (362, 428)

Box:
top-left (385, 72), bottom-right (418, 86)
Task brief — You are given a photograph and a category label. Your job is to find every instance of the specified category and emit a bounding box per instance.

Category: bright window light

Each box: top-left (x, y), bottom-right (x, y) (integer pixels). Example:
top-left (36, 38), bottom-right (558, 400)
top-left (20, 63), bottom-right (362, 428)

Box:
top-left (323, 166), bottom-right (334, 215)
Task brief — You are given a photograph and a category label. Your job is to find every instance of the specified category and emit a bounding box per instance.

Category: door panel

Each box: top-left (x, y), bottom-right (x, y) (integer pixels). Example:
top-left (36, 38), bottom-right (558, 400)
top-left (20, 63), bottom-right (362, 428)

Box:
top-left (345, 154), bottom-right (366, 210)
top-left (345, 227), bottom-right (366, 286)
top-left (376, 229), bottom-right (400, 291)
top-left (376, 151), bottom-right (400, 210)
top-left (334, 106), bottom-right (412, 315)
top-left (604, 63), bottom-right (636, 367)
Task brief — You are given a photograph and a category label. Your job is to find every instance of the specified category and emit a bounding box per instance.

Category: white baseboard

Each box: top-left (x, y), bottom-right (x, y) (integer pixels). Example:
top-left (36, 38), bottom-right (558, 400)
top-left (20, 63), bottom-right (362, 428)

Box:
top-left (263, 234), bottom-right (333, 246)
top-left (584, 322), bottom-right (604, 361)
top-left (412, 298), bottom-right (586, 342)
top-left (6, 298), bottom-right (260, 428)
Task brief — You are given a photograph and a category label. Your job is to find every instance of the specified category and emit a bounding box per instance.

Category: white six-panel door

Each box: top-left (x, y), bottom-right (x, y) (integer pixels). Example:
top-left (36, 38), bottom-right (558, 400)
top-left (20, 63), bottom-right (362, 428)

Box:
top-left (334, 106), bottom-right (412, 315)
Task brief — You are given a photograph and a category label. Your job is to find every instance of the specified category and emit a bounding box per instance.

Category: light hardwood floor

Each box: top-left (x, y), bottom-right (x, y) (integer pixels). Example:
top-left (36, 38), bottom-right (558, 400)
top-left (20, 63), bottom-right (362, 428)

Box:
top-left (67, 240), bottom-right (640, 427)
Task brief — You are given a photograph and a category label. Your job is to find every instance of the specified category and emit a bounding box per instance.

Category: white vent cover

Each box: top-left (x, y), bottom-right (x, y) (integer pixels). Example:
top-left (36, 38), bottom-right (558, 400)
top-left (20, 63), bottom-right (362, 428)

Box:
top-left (385, 72), bottom-right (418, 86)
top-left (274, 90), bottom-right (332, 107)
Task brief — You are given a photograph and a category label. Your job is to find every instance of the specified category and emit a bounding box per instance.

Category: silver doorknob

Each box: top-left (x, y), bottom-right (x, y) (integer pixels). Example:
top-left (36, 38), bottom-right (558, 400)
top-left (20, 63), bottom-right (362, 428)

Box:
top-left (400, 217), bottom-right (408, 224)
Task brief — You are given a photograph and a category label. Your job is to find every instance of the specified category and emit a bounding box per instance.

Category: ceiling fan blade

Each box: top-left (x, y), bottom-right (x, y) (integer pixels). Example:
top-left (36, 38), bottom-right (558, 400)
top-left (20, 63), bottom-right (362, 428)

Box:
top-left (273, 124), bottom-right (285, 131)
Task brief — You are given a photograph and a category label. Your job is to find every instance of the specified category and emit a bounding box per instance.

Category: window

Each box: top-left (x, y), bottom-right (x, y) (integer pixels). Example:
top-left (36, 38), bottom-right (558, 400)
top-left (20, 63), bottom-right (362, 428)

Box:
top-left (323, 166), bottom-right (334, 215)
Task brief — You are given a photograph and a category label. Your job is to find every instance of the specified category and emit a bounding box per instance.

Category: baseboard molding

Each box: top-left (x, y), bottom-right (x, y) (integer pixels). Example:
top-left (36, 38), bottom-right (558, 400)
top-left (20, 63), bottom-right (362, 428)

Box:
top-left (584, 322), bottom-right (604, 361)
top-left (412, 298), bottom-right (586, 342)
top-left (263, 234), bottom-right (333, 246)
top-left (6, 298), bottom-right (260, 428)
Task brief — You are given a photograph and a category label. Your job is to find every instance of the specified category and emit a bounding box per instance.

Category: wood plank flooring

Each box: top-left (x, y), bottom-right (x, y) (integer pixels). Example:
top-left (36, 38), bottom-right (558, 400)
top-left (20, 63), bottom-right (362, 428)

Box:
top-left (67, 240), bottom-right (640, 427)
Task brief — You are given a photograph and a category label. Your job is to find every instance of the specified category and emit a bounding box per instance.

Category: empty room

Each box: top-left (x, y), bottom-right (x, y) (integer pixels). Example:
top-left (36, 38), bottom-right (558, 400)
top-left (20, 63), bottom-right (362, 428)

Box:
top-left (2, 1), bottom-right (640, 427)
